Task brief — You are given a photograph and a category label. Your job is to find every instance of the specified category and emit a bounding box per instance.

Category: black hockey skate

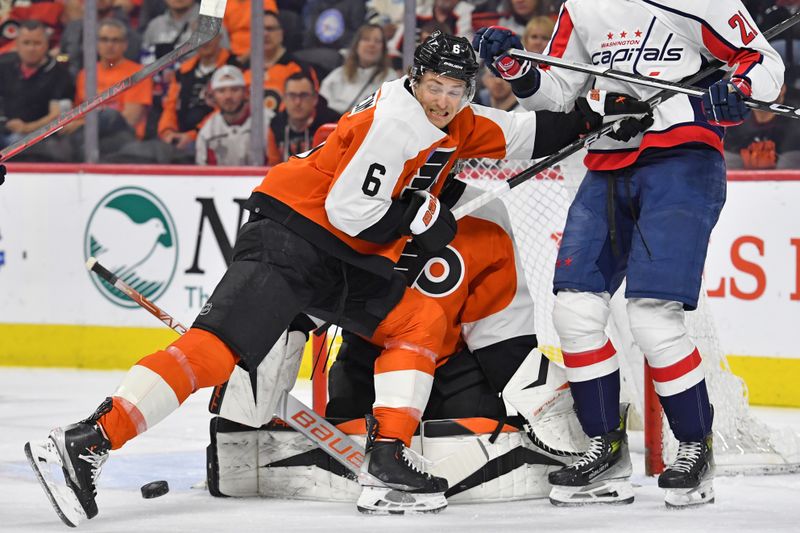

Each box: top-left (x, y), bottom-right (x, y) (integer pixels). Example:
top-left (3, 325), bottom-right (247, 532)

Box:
top-left (25, 399), bottom-right (113, 527)
top-left (357, 414), bottom-right (448, 514)
top-left (548, 404), bottom-right (634, 506)
top-left (659, 434), bottom-right (715, 508)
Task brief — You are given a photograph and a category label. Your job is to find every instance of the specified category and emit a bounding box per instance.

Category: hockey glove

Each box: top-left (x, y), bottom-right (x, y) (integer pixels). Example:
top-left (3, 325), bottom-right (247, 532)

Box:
top-left (474, 26), bottom-right (541, 97)
top-left (575, 89), bottom-right (654, 142)
top-left (401, 191), bottom-right (457, 252)
top-left (702, 77), bottom-right (752, 126)
top-left (0, 164), bottom-right (5, 186)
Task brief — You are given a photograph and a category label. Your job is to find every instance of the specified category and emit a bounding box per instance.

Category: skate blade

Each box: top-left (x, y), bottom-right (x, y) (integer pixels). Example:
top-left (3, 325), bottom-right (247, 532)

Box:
top-left (356, 485), bottom-right (447, 515)
top-left (549, 479), bottom-right (635, 506)
top-left (665, 479), bottom-right (715, 509)
top-left (24, 439), bottom-right (87, 528)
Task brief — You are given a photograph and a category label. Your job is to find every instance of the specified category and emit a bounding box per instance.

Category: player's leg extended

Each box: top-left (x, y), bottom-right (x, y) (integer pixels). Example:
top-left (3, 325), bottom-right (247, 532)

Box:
top-left (357, 288), bottom-right (449, 514)
top-left (25, 218), bottom-right (314, 526)
top-left (548, 170), bottom-right (635, 505)
top-left (626, 146), bottom-right (725, 508)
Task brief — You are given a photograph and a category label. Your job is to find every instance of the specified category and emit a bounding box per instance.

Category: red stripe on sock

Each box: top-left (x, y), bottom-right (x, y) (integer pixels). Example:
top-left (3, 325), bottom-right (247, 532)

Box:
top-left (649, 348), bottom-right (702, 383)
top-left (562, 340), bottom-right (616, 368)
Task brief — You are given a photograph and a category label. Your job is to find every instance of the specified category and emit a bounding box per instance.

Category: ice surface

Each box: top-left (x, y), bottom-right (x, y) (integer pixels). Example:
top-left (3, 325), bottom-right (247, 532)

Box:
top-left (2, 368), bottom-right (799, 532)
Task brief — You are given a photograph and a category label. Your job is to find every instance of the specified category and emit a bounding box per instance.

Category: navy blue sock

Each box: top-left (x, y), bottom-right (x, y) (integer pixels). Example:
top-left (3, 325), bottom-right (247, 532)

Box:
top-left (568, 370), bottom-right (620, 437)
top-left (659, 379), bottom-right (713, 442)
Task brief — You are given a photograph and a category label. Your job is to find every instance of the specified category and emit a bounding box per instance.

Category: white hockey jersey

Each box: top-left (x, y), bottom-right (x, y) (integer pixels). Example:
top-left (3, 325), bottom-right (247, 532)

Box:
top-left (519, 0), bottom-right (784, 170)
top-left (196, 107), bottom-right (274, 166)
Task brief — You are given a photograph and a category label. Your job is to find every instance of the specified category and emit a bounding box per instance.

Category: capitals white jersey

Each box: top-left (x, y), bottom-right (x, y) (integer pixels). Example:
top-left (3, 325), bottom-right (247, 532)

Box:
top-left (196, 107), bottom-right (274, 166)
top-left (519, 0), bottom-right (784, 170)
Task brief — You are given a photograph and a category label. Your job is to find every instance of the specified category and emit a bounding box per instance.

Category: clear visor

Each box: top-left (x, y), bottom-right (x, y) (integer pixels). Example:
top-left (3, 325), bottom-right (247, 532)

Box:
top-left (412, 69), bottom-right (476, 109)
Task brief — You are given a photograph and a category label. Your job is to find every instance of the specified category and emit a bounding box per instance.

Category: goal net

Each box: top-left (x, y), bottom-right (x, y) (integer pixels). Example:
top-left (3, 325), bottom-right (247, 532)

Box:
top-left (459, 153), bottom-right (800, 476)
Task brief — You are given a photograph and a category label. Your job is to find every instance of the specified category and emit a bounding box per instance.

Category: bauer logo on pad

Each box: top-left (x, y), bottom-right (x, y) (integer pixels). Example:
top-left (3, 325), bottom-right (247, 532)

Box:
top-left (84, 186), bottom-right (178, 308)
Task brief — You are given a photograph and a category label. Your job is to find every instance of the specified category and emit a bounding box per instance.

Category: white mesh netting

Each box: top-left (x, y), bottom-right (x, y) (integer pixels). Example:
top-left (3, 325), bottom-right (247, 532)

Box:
top-left (461, 153), bottom-right (800, 475)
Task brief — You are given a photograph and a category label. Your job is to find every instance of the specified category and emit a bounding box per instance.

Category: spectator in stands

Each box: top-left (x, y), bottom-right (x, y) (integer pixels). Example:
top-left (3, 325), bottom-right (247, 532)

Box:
top-left (267, 70), bottom-right (340, 165)
top-left (724, 84), bottom-right (800, 169)
top-left (64, 19), bottom-right (153, 159)
top-left (60, 0), bottom-right (142, 78)
top-left (523, 15), bottom-right (554, 53)
top-left (387, 0), bottom-right (474, 61)
top-left (498, 0), bottom-right (546, 35)
top-left (141, 0), bottom-right (197, 55)
top-left (0, 0), bottom-right (64, 54)
top-left (158, 30), bottom-right (233, 162)
top-left (196, 65), bottom-right (275, 166)
top-left (0, 20), bottom-right (74, 162)
top-left (243, 10), bottom-right (316, 112)
top-left (421, 0), bottom-right (476, 41)
top-left (140, 0), bottom-right (200, 138)
top-left (479, 66), bottom-right (520, 111)
top-left (223, 0), bottom-right (278, 62)
top-left (320, 24), bottom-right (397, 115)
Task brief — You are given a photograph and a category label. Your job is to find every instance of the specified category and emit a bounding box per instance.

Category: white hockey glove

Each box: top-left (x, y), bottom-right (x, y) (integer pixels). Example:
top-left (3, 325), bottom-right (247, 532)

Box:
top-left (402, 191), bottom-right (457, 252)
top-left (575, 89), bottom-right (654, 142)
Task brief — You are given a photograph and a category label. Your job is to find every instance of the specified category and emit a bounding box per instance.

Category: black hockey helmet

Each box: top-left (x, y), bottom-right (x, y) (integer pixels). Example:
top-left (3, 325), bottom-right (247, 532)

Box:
top-left (412, 30), bottom-right (479, 101)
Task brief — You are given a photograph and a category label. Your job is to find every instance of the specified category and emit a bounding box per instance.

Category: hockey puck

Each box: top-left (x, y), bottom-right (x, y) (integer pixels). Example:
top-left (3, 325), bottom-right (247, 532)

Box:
top-left (141, 480), bottom-right (169, 499)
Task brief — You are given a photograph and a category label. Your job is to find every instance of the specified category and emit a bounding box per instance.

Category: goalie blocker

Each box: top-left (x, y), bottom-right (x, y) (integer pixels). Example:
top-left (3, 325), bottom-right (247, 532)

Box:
top-left (206, 333), bottom-right (587, 503)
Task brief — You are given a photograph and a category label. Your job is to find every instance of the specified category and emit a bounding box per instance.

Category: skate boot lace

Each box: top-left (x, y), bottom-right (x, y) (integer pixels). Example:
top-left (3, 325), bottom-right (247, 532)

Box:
top-left (569, 435), bottom-right (606, 470)
top-left (78, 447), bottom-right (109, 488)
top-left (669, 441), bottom-right (704, 473)
top-left (401, 446), bottom-right (432, 476)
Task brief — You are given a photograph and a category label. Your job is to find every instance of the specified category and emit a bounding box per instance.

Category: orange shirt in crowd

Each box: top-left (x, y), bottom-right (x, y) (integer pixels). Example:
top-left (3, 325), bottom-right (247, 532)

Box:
top-left (76, 58), bottom-right (153, 139)
top-left (223, 0), bottom-right (278, 58)
top-left (243, 59), bottom-right (318, 112)
top-left (158, 49), bottom-right (233, 141)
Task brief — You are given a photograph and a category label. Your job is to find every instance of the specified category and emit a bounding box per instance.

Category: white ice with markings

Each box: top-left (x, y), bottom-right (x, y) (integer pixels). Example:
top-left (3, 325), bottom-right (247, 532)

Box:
top-left (2, 368), bottom-right (799, 532)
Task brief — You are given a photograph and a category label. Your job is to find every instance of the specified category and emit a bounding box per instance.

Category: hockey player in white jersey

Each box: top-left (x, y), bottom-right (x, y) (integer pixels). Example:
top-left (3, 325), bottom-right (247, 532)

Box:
top-left (474, 0), bottom-right (784, 508)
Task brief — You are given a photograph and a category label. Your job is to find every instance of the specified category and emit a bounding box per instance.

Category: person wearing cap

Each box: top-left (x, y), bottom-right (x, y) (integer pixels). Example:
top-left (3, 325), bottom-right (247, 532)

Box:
top-left (196, 65), bottom-right (275, 166)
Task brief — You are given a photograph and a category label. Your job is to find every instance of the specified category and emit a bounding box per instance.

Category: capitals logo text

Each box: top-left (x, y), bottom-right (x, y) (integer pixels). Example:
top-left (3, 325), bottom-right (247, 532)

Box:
top-left (592, 30), bottom-right (683, 67)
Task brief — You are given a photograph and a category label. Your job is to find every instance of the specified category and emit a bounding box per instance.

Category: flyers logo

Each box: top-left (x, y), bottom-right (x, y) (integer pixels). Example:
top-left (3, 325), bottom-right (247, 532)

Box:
top-left (412, 245), bottom-right (465, 298)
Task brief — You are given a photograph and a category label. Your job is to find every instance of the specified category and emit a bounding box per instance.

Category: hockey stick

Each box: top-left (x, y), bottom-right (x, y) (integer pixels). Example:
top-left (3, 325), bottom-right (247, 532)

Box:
top-left (507, 48), bottom-right (800, 120)
top-left (0, 0), bottom-right (227, 163)
top-left (85, 257), bottom-right (365, 475)
top-left (452, 10), bottom-right (800, 220)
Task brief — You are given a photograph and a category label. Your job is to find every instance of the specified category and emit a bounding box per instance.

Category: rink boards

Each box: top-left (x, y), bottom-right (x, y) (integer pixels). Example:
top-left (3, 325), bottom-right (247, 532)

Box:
top-left (0, 163), bottom-right (798, 406)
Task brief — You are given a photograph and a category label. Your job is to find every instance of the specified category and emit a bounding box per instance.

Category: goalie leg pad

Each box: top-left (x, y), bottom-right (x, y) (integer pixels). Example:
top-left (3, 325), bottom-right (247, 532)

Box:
top-left (502, 348), bottom-right (589, 455)
top-left (212, 329), bottom-right (307, 428)
top-left (206, 417), bottom-right (361, 500)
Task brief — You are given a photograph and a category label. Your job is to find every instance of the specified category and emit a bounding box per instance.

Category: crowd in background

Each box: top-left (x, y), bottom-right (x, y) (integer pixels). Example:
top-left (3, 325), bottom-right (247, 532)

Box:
top-left (0, 0), bottom-right (798, 169)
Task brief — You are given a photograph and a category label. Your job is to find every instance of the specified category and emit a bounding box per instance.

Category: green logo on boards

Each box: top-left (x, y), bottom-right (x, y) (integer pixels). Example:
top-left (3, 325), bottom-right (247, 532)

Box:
top-left (84, 187), bottom-right (178, 308)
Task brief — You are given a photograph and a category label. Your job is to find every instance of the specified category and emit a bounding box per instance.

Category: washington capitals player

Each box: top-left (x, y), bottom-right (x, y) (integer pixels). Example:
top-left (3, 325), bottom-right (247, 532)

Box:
top-left (24, 31), bottom-right (654, 525)
top-left (474, 0), bottom-right (784, 508)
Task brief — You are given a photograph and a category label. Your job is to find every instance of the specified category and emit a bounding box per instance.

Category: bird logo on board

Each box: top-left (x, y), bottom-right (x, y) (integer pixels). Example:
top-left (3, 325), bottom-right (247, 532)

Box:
top-left (83, 186), bottom-right (178, 308)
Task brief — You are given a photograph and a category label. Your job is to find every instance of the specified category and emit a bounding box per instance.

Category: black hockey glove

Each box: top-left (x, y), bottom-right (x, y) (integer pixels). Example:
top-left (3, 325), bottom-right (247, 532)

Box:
top-left (401, 191), bottom-right (457, 252)
top-left (575, 89), bottom-right (654, 142)
top-left (0, 164), bottom-right (5, 186)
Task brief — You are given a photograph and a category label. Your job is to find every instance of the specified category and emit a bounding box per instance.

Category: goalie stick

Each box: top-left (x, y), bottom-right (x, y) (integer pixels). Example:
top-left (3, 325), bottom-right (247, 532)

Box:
top-left (452, 10), bottom-right (800, 221)
top-left (507, 47), bottom-right (800, 121)
top-left (0, 0), bottom-right (227, 163)
top-left (86, 257), bottom-right (365, 476)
